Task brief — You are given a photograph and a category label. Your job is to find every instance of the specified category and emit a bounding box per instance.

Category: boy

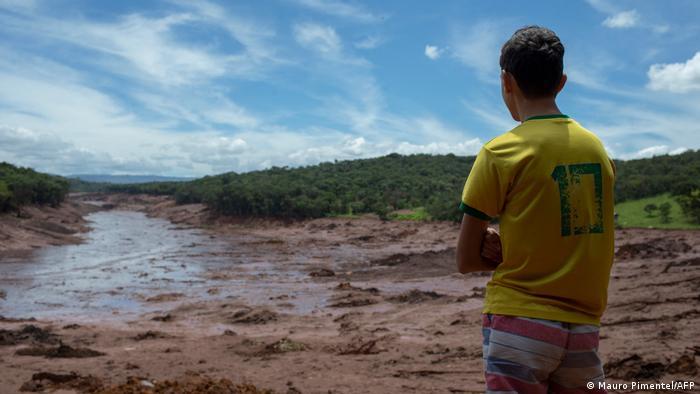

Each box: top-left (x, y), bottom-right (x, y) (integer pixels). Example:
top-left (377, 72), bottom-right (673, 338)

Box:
top-left (456, 26), bottom-right (615, 393)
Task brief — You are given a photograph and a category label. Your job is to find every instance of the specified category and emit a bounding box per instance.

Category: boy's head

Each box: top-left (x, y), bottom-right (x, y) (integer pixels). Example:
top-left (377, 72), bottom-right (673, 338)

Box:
top-left (500, 26), bottom-right (566, 120)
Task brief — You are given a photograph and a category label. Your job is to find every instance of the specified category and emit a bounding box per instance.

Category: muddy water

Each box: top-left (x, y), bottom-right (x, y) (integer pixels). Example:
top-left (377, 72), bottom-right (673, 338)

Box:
top-left (0, 211), bottom-right (223, 320)
top-left (0, 210), bottom-right (331, 322)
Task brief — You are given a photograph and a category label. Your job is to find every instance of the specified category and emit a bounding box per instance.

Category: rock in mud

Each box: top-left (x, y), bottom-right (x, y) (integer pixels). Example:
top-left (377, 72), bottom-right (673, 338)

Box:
top-left (337, 336), bottom-right (387, 355)
top-left (0, 325), bottom-right (58, 346)
top-left (152, 313), bottom-right (173, 322)
top-left (604, 354), bottom-right (666, 380)
top-left (228, 308), bottom-right (279, 324)
top-left (133, 330), bottom-right (170, 341)
top-left (146, 292), bottom-right (185, 302)
top-left (19, 372), bottom-right (103, 392)
top-left (15, 343), bottom-right (105, 358)
top-left (615, 238), bottom-right (691, 260)
top-left (328, 293), bottom-right (379, 308)
top-left (667, 354), bottom-right (699, 376)
top-left (387, 289), bottom-right (444, 304)
top-left (309, 268), bottom-right (335, 277)
top-left (335, 282), bottom-right (380, 294)
top-left (264, 338), bottom-right (307, 354)
top-left (93, 374), bottom-right (272, 393)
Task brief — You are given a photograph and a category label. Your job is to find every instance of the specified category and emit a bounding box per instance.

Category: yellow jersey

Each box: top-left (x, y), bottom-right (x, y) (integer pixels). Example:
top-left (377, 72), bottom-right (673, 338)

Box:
top-left (460, 114), bottom-right (615, 325)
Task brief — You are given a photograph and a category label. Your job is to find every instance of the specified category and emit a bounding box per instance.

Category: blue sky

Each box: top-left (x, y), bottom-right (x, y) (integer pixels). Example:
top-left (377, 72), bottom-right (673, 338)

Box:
top-left (0, 0), bottom-right (699, 176)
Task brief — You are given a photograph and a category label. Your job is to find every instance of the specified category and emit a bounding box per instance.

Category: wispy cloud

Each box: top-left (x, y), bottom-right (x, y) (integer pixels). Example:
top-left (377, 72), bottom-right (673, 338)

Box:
top-left (602, 10), bottom-right (639, 29)
top-left (450, 21), bottom-right (505, 82)
top-left (293, 22), bottom-right (342, 56)
top-left (354, 35), bottom-right (383, 49)
top-left (291, 0), bottom-right (385, 23)
top-left (648, 52), bottom-right (700, 93)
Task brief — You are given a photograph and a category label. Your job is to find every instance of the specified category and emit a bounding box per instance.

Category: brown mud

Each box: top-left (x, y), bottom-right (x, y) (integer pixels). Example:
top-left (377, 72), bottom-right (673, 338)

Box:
top-left (0, 194), bottom-right (698, 393)
top-left (0, 197), bottom-right (100, 255)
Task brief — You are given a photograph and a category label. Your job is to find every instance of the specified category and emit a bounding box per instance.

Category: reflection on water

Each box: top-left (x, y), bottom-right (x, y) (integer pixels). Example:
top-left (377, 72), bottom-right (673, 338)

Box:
top-left (0, 210), bottom-right (233, 320)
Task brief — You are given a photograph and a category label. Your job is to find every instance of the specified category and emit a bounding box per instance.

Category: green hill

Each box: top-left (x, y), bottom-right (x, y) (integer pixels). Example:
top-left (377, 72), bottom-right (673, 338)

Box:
top-left (0, 162), bottom-right (70, 215)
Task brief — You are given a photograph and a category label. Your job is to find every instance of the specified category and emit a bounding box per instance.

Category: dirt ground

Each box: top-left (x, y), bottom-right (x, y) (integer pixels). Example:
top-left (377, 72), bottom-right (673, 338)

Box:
top-left (0, 194), bottom-right (698, 393)
top-left (0, 198), bottom-right (99, 256)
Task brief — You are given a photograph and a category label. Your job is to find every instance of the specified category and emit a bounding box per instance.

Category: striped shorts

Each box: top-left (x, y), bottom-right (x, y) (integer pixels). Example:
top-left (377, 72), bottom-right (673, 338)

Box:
top-left (482, 314), bottom-right (606, 393)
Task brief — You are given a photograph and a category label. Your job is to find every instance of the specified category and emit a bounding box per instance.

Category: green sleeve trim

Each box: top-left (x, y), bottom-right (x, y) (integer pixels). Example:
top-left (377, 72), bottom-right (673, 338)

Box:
top-left (525, 114), bottom-right (570, 121)
top-left (458, 202), bottom-right (493, 221)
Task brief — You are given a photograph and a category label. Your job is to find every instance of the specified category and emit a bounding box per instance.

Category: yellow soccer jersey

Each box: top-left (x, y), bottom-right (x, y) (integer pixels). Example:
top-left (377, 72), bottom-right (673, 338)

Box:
top-left (460, 114), bottom-right (615, 325)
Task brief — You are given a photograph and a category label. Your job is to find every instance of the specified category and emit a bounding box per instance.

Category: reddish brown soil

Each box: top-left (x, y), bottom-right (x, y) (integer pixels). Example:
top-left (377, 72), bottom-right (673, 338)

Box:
top-left (0, 194), bottom-right (698, 393)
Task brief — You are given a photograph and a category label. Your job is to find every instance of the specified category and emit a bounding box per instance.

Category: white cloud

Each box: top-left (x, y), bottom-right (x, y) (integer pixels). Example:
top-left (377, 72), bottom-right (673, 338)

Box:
top-left (602, 10), bottom-right (639, 29)
top-left (292, 0), bottom-right (384, 23)
top-left (617, 145), bottom-right (690, 160)
top-left (424, 45), bottom-right (442, 60)
top-left (450, 21), bottom-right (504, 82)
top-left (648, 52), bottom-right (700, 93)
top-left (293, 22), bottom-right (342, 55)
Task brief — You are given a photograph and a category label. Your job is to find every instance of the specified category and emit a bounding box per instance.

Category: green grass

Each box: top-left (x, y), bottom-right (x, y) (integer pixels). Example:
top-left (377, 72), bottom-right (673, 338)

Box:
top-left (388, 207), bottom-right (431, 221)
top-left (615, 193), bottom-right (700, 229)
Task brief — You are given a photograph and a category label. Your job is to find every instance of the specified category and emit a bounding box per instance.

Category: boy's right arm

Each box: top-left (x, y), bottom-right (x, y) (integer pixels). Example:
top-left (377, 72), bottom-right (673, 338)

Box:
top-left (456, 214), bottom-right (502, 273)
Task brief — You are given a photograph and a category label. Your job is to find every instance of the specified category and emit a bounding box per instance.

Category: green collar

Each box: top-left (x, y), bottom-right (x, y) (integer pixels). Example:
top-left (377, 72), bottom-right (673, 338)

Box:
top-left (525, 114), bottom-right (570, 121)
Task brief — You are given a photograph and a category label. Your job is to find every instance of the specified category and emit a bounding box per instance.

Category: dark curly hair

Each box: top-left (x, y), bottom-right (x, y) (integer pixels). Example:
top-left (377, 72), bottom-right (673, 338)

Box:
top-left (499, 26), bottom-right (565, 98)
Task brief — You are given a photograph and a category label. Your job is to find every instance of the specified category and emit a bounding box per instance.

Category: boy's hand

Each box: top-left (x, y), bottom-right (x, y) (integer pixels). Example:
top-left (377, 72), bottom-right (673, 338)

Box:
top-left (481, 227), bottom-right (502, 265)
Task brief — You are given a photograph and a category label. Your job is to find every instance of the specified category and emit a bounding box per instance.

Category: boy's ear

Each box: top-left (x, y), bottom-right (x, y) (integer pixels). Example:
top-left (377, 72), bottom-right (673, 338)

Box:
top-left (500, 70), bottom-right (513, 93)
top-left (556, 73), bottom-right (567, 94)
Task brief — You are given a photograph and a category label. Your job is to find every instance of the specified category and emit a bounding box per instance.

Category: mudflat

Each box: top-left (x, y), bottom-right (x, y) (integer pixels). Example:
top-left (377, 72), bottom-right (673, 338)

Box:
top-left (0, 195), bottom-right (698, 393)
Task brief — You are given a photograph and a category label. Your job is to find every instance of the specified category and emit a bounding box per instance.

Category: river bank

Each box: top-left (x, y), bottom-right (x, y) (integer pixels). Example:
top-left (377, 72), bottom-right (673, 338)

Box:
top-left (0, 194), bottom-right (698, 393)
top-left (0, 198), bottom-right (100, 256)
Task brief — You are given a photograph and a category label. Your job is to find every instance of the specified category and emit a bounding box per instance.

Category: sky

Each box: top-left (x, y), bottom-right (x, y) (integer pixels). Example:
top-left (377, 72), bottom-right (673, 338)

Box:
top-left (0, 0), bottom-right (699, 177)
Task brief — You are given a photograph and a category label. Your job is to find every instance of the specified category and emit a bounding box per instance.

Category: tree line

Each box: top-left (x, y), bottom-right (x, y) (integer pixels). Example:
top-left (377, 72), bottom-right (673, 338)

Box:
top-left (94, 150), bottom-right (700, 223)
top-left (0, 162), bottom-right (70, 216)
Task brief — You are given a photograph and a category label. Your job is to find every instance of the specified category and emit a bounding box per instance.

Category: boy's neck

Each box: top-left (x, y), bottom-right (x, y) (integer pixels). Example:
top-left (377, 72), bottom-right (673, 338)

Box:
top-left (516, 98), bottom-right (562, 123)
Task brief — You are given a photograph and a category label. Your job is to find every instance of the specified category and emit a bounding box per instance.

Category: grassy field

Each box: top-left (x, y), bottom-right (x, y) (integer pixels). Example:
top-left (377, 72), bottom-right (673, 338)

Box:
top-left (615, 193), bottom-right (700, 229)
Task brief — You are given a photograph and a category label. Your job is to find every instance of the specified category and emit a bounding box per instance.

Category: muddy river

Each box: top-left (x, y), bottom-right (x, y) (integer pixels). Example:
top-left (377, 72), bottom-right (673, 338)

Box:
top-left (0, 210), bottom-right (331, 322)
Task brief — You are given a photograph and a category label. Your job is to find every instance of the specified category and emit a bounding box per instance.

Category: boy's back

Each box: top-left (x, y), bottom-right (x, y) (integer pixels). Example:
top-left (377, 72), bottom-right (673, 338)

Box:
top-left (462, 115), bottom-right (615, 325)
top-left (454, 26), bottom-right (615, 392)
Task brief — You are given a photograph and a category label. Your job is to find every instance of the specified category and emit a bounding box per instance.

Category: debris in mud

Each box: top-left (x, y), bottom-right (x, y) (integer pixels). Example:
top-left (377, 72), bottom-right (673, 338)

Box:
top-left (455, 287), bottom-right (486, 301)
top-left (666, 354), bottom-right (699, 376)
top-left (309, 268), bottom-right (335, 277)
top-left (133, 330), bottom-right (170, 341)
top-left (146, 292), bottom-right (185, 302)
top-left (62, 323), bottom-right (81, 329)
top-left (335, 282), bottom-right (380, 294)
top-left (0, 325), bottom-right (59, 346)
top-left (264, 338), bottom-right (307, 354)
top-left (372, 253), bottom-right (410, 266)
top-left (0, 315), bottom-right (37, 323)
top-left (387, 289), bottom-right (444, 304)
top-left (15, 342), bottom-right (105, 358)
top-left (328, 293), bottom-right (379, 308)
top-left (228, 308), bottom-right (279, 324)
top-left (93, 374), bottom-right (272, 393)
top-left (337, 336), bottom-right (388, 355)
top-left (0, 289), bottom-right (5, 299)
top-left (19, 371), bottom-right (103, 392)
top-left (615, 238), bottom-right (691, 260)
top-left (662, 256), bottom-right (700, 273)
top-left (604, 355), bottom-right (666, 380)
top-left (152, 313), bottom-right (173, 322)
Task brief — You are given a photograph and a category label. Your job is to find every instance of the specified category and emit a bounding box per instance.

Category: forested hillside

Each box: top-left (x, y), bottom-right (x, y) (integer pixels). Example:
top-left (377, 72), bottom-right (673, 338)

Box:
top-left (102, 150), bottom-right (700, 221)
top-left (0, 162), bottom-right (70, 215)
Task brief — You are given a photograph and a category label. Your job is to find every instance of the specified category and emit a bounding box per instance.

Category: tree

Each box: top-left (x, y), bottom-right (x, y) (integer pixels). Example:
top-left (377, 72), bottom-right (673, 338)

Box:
top-left (677, 190), bottom-right (700, 224)
top-left (658, 202), bottom-right (671, 224)
top-left (643, 203), bottom-right (658, 217)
